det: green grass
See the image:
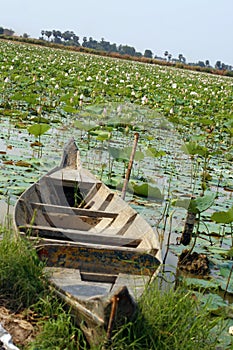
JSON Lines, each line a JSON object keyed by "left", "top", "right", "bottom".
{"left": 0, "top": 224, "right": 88, "bottom": 349}
{"left": 0, "top": 223, "right": 227, "bottom": 350}
{"left": 106, "top": 283, "right": 224, "bottom": 350}
{"left": 0, "top": 224, "right": 46, "bottom": 310}
{"left": 25, "top": 295, "right": 87, "bottom": 350}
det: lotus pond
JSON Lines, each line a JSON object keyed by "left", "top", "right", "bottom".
{"left": 0, "top": 39, "right": 233, "bottom": 346}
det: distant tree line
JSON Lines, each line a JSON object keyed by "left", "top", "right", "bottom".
{"left": 0, "top": 27, "right": 14, "bottom": 36}
{"left": 39, "top": 30, "right": 232, "bottom": 71}
{"left": 160, "top": 51, "right": 232, "bottom": 71}
{"left": 0, "top": 26, "right": 232, "bottom": 71}
{"left": 39, "top": 30, "right": 154, "bottom": 58}
{"left": 0, "top": 26, "right": 29, "bottom": 39}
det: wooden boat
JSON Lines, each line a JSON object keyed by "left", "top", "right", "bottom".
{"left": 14, "top": 138, "right": 161, "bottom": 345}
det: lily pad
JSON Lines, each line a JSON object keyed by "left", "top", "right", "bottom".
{"left": 184, "top": 277, "right": 220, "bottom": 290}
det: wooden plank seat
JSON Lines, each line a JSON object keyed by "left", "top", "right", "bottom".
{"left": 29, "top": 202, "right": 118, "bottom": 219}
{"left": 36, "top": 243, "right": 160, "bottom": 276}
{"left": 20, "top": 224, "right": 142, "bottom": 247}
{"left": 47, "top": 268, "right": 114, "bottom": 299}
{"left": 44, "top": 170, "right": 98, "bottom": 185}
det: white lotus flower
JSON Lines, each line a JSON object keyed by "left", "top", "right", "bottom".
{"left": 142, "top": 96, "right": 148, "bottom": 104}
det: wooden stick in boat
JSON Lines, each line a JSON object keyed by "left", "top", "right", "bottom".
{"left": 121, "top": 132, "right": 139, "bottom": 200}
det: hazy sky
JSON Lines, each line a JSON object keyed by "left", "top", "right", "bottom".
{"left": 1, "top": 0, "right": 232, "bottom": 66}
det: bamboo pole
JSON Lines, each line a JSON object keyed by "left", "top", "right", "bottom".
{"left": 121, "top": 132, "right": 139, "bottom": 200}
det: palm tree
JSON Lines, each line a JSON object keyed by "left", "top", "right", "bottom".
{"left": 52, "top": 30, "right": 62, "bottom": 43}
{"left": 178, "top": 54, "right": 186, "bottom": 63}
{"left": 178, "top": 54, "right": 183, "bottom": 62}
{"left": 215, "top": 61, "right": 222, "bottom": 70}
{"left": 45, "top": 30, "right": 52, "bottom": 41}
{"left": 82, "top": 37, "right": 87, "bottom": 47}
{"left": 73, "top": 35, "right": 80, "bottom": 46}
{"left": 62, "top": 31, "right": 72, "bottom": 42}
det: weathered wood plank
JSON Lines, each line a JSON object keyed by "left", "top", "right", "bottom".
{"left": 47, "top": 267, "right": 113, "bottom": 299}
{"left": 20, "top": 224, "right": 142, "bottom": 247}
{"left": 45, "top": 168, "right": 97, "bottom": 185}
{"left": 30, "top": 202, "right": 118, "bottom": 218}
{"left": 36, "top": 244, "right": 160, "bottom": 276}
{"left": 112, "top": 273, "right": 151, "bottom": 299}
{"left": 35, "top": 212, "right": 100, "bottom": 231}
{"left": 80, "top": 272, "right": 117, "bottom": 284}
{"left": 81, "top": 182, "right": 102, "bottom": 204}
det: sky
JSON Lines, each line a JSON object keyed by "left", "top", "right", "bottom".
{"left": 1, "top": 0, "right": 233, "bottom": 66}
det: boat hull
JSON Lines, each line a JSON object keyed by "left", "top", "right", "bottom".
{"left": 14, "top": 138, "right": 161, "bottom": 344}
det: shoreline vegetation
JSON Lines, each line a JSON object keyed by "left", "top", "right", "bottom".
{"left": 1, "top": 34, "right": 233, "bottom": 78}
{"left": 0, "top": 222, "right": 227, "bottom": 350}
{"left": 0, "top": 35, "right": 233, "bottom": 348}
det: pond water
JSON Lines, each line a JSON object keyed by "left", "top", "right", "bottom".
{"left": 0, "top": 104, "right": 232, "bottom": 295}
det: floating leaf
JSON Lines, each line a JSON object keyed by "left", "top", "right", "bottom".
{"left": 3, "top": 160, "right": 14, "bottom": 165}
{"left": 220, "top": 276, "right": 233, "bottom": 295}
{"left": 15, "top": 122, "right": 27, "bottom": 129}
{"left": 30, "top": 141, "right": 43, "bottom": 147}
{"left": 30, "top": 116, "right": 50, "bottom": 123}
{"left": 85, "top": 105, "right": 104, "bottom": 115}
{"left": 95, "top": 131, "right": 111, "bottom": 141}
{"left": 15, "top": 160, "right": 32, "bottom": 168}
{"left": 73, "top": 120, "right": 92, "bottom": 132}
{"left": 146, "top": 147, "right": 166, "bottom": 158}
{"left": 89, "top": 129, "right": 111, "bottom": 141}
{"left": 197, "top": 292, "right": 228, "bottom": 311}
{"left": 184, "top": 277, "right": 220, "bottom": 290}
{"left": 207, "top": 246, "right": 230, "bottom": 257}
{"left": 63, "top": 105, "right": 79, "bottom": 114}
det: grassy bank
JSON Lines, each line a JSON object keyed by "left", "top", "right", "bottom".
{"left": 0, "top": 224, "right": 228, "bottom": 350}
